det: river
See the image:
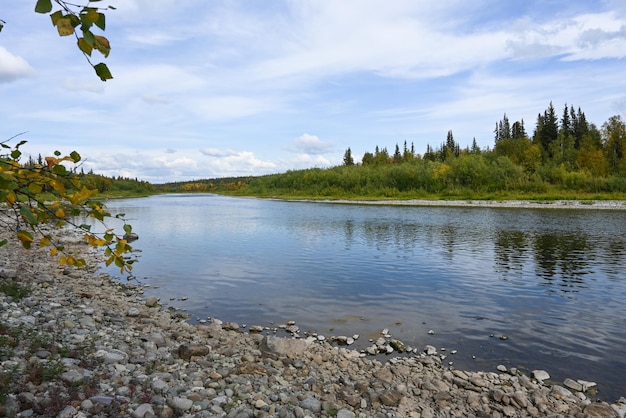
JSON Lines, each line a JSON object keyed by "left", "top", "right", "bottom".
{"left": 100, "top": 194, "right": 626, "bottom": 401}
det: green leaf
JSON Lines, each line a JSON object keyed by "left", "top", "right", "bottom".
{"left": 11, "top": 149, "right": 21, "bottom": 159}
{"left": 123, "top": 224, "right": 132, "bottom": 234}
{"left": 94, "top": 63, "right": 113, "bottom": 81}
{"left": 28, "top": 183, "right": 43, "bottom": 194}
{"left": 70, "top": 151, "right": 81, "bottom": 163}
{"left": 0, "top": 239, "right": 7, "bottom": 247}
{"left": 82, "top": 28, "right": 95, "bottom": 45}
{"left": 20, "top": 206, "right": 38, "bottom": 225}
{"left": 109, "top": 6, "right": 116, "bottom": 10}
{"left": 52, "top": 164, "right": 67, "bottom": 175}
{"left": 78, "top": 38, "right": 93, "bottom": 56}
{"left": 81, "top": 8, "right": 99, "bottom": 24}
{"left": 54, "top": 150, "right": 61, "bottom": 156}
{"left": 35, "top": 0, "right": 53, "bottom": 13}
{"left": 95, "top": 13, "right": 106, "bottom": 31}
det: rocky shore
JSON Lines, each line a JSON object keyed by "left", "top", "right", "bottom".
{"left": 1, "top": 226, "right": 626, "bottom": 417}
{"left": 301, "top": 199, "right": 626, "bottom": 211}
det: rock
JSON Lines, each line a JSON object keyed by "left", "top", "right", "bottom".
{"left": 584, "top": 402, "right": 618, "bottom": 417}
{"left": 300, "top": 397, "right": 322, "bottom": 413}
{"left": 550, "top": 385, "right": 574, "bottom": 400}
{"left": 145, "top": 296, "right": 159, "bottom": 307}
{"left": 563, "top": 377, "right": 583, "bottom": 392}
{"left": 127, "top": 307, "right": 141, "bottom": 317}
{"left": 260, "top": 335, "right": 309, "bottom": 358}
{"left": 124, "top": 232, "right": 139, "bottom": 242}
{"left": 169, "top": 396, "right": 193, "bottom": 412}
{"left": 532, "top": 369, "right": 550, "bottom": 382}
{"left": 177, "top": 344, "right": 210, "bottom": 360}
{"left": 103, "top": 349, "right": 128, "bottom": 364}
{"left": 612, "top": 400, "right": 626, "bottom": 418}
{"left": 337, "top": 409, "right": 356, "bottom": 418}
{"left": 497, "top": 364, "right": 507, "bottom": 372}
{"left": 390, "top": 339, "right": 406, "bottom": 352}
{"left": 379, "top": 390, "right": 403, "bottom": 406}
{"left": 424, "top": 345, "right": 437, "bottom": 355}
{"left": 132, "top": 403, "right": 156, "bottom": 418}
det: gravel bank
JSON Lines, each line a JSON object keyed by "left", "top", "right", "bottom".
{"left": 1, "top": 224, "right": 626, "bottom": 417}
{"left": 295, "top": 199, "right": 626, "bottom": 210}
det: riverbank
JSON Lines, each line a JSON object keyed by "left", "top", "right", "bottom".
{"left": 288, "top": 198, "right": 626, "bottom": 210}
{"left": 1, "top": 226, "right": 626, "bottom": 417}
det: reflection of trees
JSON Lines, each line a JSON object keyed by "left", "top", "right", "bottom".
{"left": 494, "top": 230, "right": 527, "bottom": 279}
{"left": 493, "top": 229, "right": 595, "bottom": 293}
{"left": 533, "top": 233, "right": 592, "bottom": 287}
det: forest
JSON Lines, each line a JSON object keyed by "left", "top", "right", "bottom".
{"left": 208, "top": 102, "right": 626, "bottom": 200}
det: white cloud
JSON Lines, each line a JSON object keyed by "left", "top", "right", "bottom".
{"left": 287, "top": 134, "right": 335, "bottom": 155}
{"left": 0, "top": 47, "right": 33, "bottom": 82}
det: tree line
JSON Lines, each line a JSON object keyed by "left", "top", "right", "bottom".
{"left": 238, "top": 103, "right": 626, "bottom": 199}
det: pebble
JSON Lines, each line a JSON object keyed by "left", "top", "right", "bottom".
{"left": 1, "top": 224, "right": 625, "bottom": 418}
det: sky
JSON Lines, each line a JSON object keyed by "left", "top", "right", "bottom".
{"left": 1, "top": 1, "right": 626, "bottom": 183}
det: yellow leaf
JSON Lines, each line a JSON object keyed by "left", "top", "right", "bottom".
{"left": 55, "top": 207, "right": 66, "bottom": 219}
{"left": 55, "top": 17, "right": 74, "bottom": 36}
{"left": 40, "top": 236, "right": 50, "bottom": 247}
{"left": 17, "top": 230, "right": 34, "bottom": 247}
{"left": 4, "top": 191, "right": 16, "bottom": 205}
{"left": 59, "top": 256, "right": 67, "bottom": 266}
{"left": 50, "top": 248, "right": 58, "bottom": 256}
{"left": 45, "top": 156, "right": 58, "bottom": 167}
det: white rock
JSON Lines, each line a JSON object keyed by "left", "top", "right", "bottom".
{"left": 169, "top": 396, "right": 193, "bottom": 412}
{"left": 532, "top": 369, "right": 550, "bottom": 382}
{"left": 424, "top": 345, "right": 437, "bottom": 355}
{"left": 127, "top": 307, "right": 140, "bottom": 317}
{"left": 132, "top": 403, "right": 155, "bottom": 418}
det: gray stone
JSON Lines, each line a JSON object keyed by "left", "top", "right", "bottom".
{"left": 550, "top": 385, "right": 574, "bottom": 400}
{"left": 563, "top": 377, "right": 583, "bottom": 392}
{"left": 424, "top": 345, "right": 437, "bottom": 355}
{"left": 178, "top": 343, "right": 210, "bottom": 360}
{"left": 584, "top": 402, "right": 618, "bottom": 417}
{"left": 60, "top": 369, "right": 83, "bottom": 384}
{"left": 532, "top": 369, "right": 550, "bottom": 382}
{"left": 103, "top": 349, "right": 128, "bottom": 364}
{"left": 132, "top": 403, "right": 156, "bottom": 418}
{"left": 337, "top": 409, "right": 356, "bottom": 418}
{"left": 145, "top": 296, "right": 159, "bottom": 307}
{"left": 57, "top": 405, "right": 78, "bottom": 418}
{"left": 169, "top": 396, "right": 193, "bottom": 412}
{"left": 127, "top": 307, "right": 141, "bottom": 317}
{"left": 260, "top": 335, "right": 310, "bottom": 358}
{"left": 300, "top": 397, "right": 322, "bottom": 413}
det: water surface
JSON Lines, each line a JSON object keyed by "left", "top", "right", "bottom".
{"left": 102, "top": 194, "right": 626, "bottom": 400}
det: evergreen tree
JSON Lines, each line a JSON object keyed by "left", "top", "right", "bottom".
{"left": 343, "top": 147, "right": 354, "bottom": 166}
{"left": 533, "top": 102, "right": 559, "bottom": 158}
{"left": 393, "top": 143, "right": 402, "bottom": 163}
{"left": 511, "top": 120, "right": 527, "bottom": 139}
{"left": 471, "top": 137, "right": 481, "bottom": 154}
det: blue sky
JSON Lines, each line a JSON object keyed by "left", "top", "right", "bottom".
{"left": 2, "top": 1, "right": 626, "bottom": 183}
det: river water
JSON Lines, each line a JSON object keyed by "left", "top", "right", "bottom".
{"left": 101, "top": 194, "right": 626, "bottom": 400}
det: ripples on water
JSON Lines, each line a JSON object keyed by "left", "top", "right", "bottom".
{"left": 101, "top": 194, "right": 626, "bottom": 401}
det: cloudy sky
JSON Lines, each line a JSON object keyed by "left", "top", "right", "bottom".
{"left": 2, "top": 1, "right": 626, "bottom": 183}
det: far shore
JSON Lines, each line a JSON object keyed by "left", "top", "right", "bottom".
{"left": 286, "top": 198, "right": 626, "bottom": 210}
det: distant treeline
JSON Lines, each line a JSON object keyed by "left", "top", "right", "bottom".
{"left": 154, "top": 176, "right": 254, "bottom": 193}
{"left": 83, "top": 101, "right": 626, "bottom": 200}
{"left": 233, "top": 102, "right": 626, "bottom": 199}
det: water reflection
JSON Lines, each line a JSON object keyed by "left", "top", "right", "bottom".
{"left": 101, "top": 196, "right": 626, "bottom": 401}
